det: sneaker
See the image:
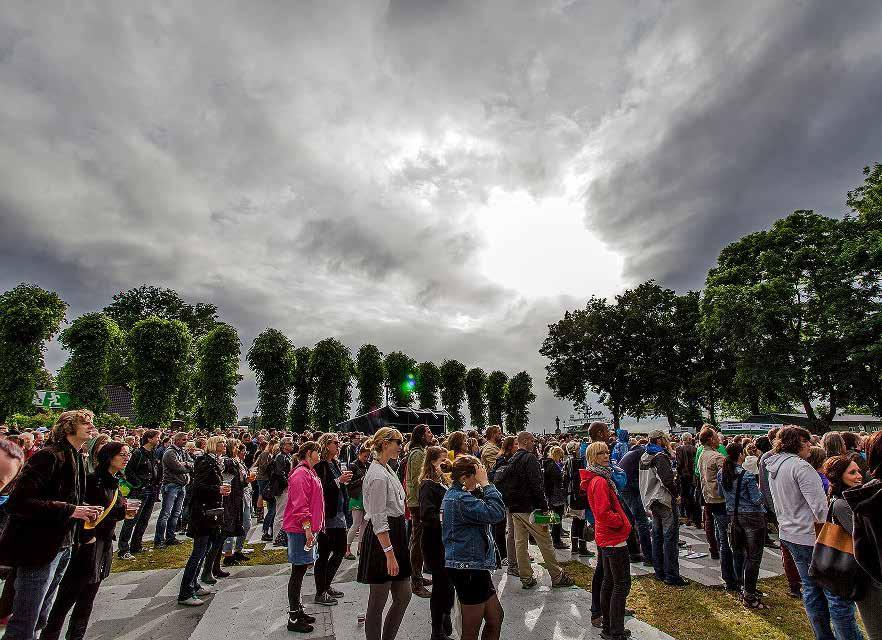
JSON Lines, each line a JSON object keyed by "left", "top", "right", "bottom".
{"left": 295, "top": 608, "right": 317, "bottom": 624}
{"left": 664, "top": 577, "right": 690, "bottom": 587}
{"left": 201, "top": 575, "right": 218, "bottom": 585}
{"left": 239, "top": 548, "right": 254, "bottom": 555}
{"left": 287, "top": 617, "right": 313, "bottom": 633}
{"left": 215, "top": 568, "right": 231, "bottom": 578}
{"left": 165, "top": 538, "right": 182, "bottom": 546}
{"left": 507, "top": 568, "right": 521, "bottom": 578}
{"left": 552, "top": 573, "right": 574, "bottom": 588}
{"left": 178, "top": 596, "right": 205, "bottom": 606}
{"left": 153, "top": 542, "right": 166, "bottom": 550}
{"left": 521, "top": 577, "right": 538, "bottom": 589}
{"left": 223, "top": 556, "right": 241, "bottom": 566}
{"left": 328, "top": 588, "right": 344, "bottom": 598}
{"left": 314, "top": 592, "right": 338, "bottom": 606}
{"left": 624, "top": 608, "right": 635, "bottom": 617}
{"left": 591, "top": 616, "right": 603, "bottom": 628}
{"left": 261, "top": 533, "right": 273, "bottom": 542}
{"left": 195, "top": 586, "right": 212, "bottom": 597}
{"left": 118, "top": 552, "right": 135, "bottom": 561}
{"left": 232, "top": 551, "right": 250, "bottom": 562}
{"left": 642, "top": 561, "right": 655, "bottom": 568}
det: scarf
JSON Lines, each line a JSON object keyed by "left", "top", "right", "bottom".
{"left": 587, "top": 462, "right": 617, "bottom": 493}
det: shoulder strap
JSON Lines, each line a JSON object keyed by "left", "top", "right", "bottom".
{"left": 733, "top": 470, "right": 746, "bottom": 517}
{"left": 83, "top": 488, "right": 120, "bottom": 530}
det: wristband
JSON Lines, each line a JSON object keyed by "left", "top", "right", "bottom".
{"left": 303, "top": 521, "right": 312, "bottom": 530}
{"left": 382, "top": 545, "right": 394, "bottom": 553}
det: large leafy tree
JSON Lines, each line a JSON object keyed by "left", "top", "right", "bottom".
{"left": 465, "top": 367, "right": 487, "bottom": 430}
{"left": 289, "top": 346, "right": 313, "bottom": 431}
{"left": 384, "top": 351, "right": 417, "bottom": 407}
{"left": 195, "top": 323, "right": 241, "bottom": 428}
{"left": 504, "top": 371, "right": 536, "bottom": 433}
{"left": 486, "top": 371, "right": 508, "bottom": 427}
{"left": 128, "top": 316, "right": 192, "bottom": 427}
{"left": 309, "top": 338, "right": 354, "bottom": 430}
{"left": 416, "top": 361, "right": 441, "bottom": 409}
{"left": 58, "top": 312, "right": 123, "bottom": 413}
{"left": 0, "top": 284, "right": 67, "bottom": 420}
{"left": 439, "top": 359, "right": 467, "bottom": 431}
{"left": 355, "top": 344, "right": 385, "bottom": 414}
{"left": 246, "top": 328, "right": 295, "bottom": 430}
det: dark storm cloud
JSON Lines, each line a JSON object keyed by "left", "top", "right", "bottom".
{"left": 2, "top": 1, "right": 880, "bottom": 426}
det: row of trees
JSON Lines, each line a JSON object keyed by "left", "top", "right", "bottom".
{"left": 0, "top": 284, "right": 537, "bottom": 432}
{"left": 542, "top": 164, "right": 882, "bottom": 433}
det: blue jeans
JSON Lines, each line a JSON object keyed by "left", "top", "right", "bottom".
{"left": 5, "top": 547, "right": 72, "bottom": 640}
{"left": 620, "top": 487, "right": 653, "bottom": 560}
{"left": 179, "top": 533, "right": 224, "bottom": 601}
{"left": 154, "top": 483, "right": 187, "bottom": 544}
{"left": 649, "top": 502, "right": 680, "bottom": 582}
{"left": 782, "top": 541, "right": 864, "bottom": 640}
{"left": 709, "top": 503, "right": 739, "bottom": 588}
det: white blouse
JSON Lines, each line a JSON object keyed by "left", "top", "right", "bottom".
{"left": 362, "top": 460, "right": 406, "bottom": 534}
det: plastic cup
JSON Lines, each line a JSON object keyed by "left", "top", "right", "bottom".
{"left": 125, "top": 499, "right": 142, "bottom": 519}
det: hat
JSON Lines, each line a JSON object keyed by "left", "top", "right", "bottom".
{"left": 35, "top": 427, "right": 49, "bottom": 433}
{"left": 647, "top": 429, "right": 666, "bottom": 441}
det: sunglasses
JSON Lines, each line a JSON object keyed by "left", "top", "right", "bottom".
{"left": 389, "top": 439, "right": 403, "bottom": 446}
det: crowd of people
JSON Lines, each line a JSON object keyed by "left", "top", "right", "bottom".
{"left": 0, "top": 412, "right": 881, "bottom": 640}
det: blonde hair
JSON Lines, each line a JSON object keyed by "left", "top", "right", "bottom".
{"left": 365, "top": 427, "right": 403, "bottom": 457}
{"left": 586, "top": 442, "right": 609, "bottom": 465}
{"left": 549, "top": 446, "right": 565, "bottom": 462}
{"left": 49, "top": 409, "right": 94, "bottom": 444}
{"left": 206, "top": 435, "right": 227, "bottom": 455}
{"left": 316, "top": 432, "right": 339, "bottom": 460}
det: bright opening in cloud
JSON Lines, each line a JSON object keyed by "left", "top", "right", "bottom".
{"left": 475, "top": 188, "right": 625, "bottom": 301}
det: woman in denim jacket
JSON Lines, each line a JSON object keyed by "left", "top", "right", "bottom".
{"left": 716, "top": 442, "right": 767, "bottom": 610}
{"left": 441, "top": 455, "right": 507, "bottom": 640}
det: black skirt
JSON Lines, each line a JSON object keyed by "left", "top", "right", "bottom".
{"left": 357, "top": 515, "right": 412, "bottom": 584}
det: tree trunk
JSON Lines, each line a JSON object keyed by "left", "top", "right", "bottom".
{"left": 666, "top": 411, "right": 677, "bottom": 429}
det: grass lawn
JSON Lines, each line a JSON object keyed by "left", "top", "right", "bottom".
{"left": 111, "top": 541, "right": 288, "bottom": 573}
{"left": 564, "top": 561, "right": 818, "bottom": 640}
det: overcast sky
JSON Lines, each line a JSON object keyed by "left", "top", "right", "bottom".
{"left": 3, "top": 2, "right": 882, "bottom": 430}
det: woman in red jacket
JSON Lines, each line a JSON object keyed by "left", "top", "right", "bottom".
{"left": 581, "top": 442, "right": 632, "bottom": 640}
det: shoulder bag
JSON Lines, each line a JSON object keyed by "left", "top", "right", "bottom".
{"left": 726, "top": 471, "right": 745, "bottom": 549}
{"left": 809, "top": 498, "right": 868, "bottom": 600}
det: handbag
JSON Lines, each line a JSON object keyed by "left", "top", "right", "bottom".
{"left": 809, "top": 499, "right": 868, "bottom": 600}
{"left": 202, "top": 506, "right": 225, "bottom": 526}
{"left": 726, "top": 471, "right": 745, "bottom": 549}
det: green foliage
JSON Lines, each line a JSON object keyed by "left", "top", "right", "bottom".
{"left": 416, "top": 361, "right": 441, "bottom": 409}
{"left": 504, "top": 371, "right": 536, "bottom": 433}
{"left": 384, "top": 351, "right": 417, "bottom": 407}
{"left": 355, "top": 344, "right": 385, "bottom": 414}
{"left": 289, "top": 346, "right": 313, "bottom": 431}
{"left": 6, "top": 411, "right": 57, "bottom": 431}
{"left": 94, "top": 413, "right": 133, "bottom": 429}
{"left": 59, "top": 313, "right": 123, "bottom": 413}
{"left": 128, "top": 316, "right": 192, "bottom": 427}
{"left": 465, "top": 367, "right": 487, "bottom": 429}
{"left": 439, "top": 359, "right": 467, "bottom": 431}
{"left": 486, "top": 371, "right": 508, "bottom": 427}
{"left": 309, "top": 338, "right": 354, "bottom": 430}
{"left": 0, "top": 284, "right": 67, "bottom": 421}
{"left": 195, "top": 323, "right": 242, "bottom": 428}
{"left": 246, "top": 329, "right": 295, "bottom": 430}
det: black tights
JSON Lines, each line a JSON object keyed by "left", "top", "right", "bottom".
{"left": 315, "top": 528, "right": 346, "bottom": 594}
{"left": 288, "top": 564, "right": 309, "bottom": 611}
{"left": 429, "top": 567, "right": 455, "bottom": 632}
{"left": 366, "top": 580, "right": 412, "bottom": 640}
{"left": 460, "top": 593, "right": 504, "bottom": 640}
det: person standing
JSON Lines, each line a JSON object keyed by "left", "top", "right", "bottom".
{"left": 492, "top": 436, "right": 519, "bottom": 574}
{"left": 117, "top": 429, "right": 160, "bottom": 559}
{"left": 480, "top": 426, "right": 503, "bottom": 470}
{"left": 219, "top": 440, "right": 253, "bottom": 569}
{"left": 420, "top": 446, "right": 455, "bottom": 640}
{"left": 543, "top": 446, "right": 568, "bottom": 549}
{"left": 313, "top": 433, "right": 353, "bottom": 605}
{"left": 405, "top": 424, "right": 432, "bottom": 598}
{"left": 698, "top": 427, "right": 739, "bottom": 592}
{"left": 0, "top": 410, "right": 101, "bottom": 640}
{"left": 765, "top": 426, "right": 843, "bottom": 640}
{"left": 154, "top": 432, "right": 193, "bottom": 548}
{"left": 357, "top": 428, "right": 413, "bottom": 640}
{"left": 272, "top": 437, "right": 296, "bottom": 546}
{"left": 506, "top": 431, "right": 573, "bottom": 589}
{"left": 256, "top": 439, "right": 278, "bottom": 542}
{"left": 618, "top": 439, "right": 651, "bottom": 565}
{"left": 582, "top": 442, "right": 632, "bottom": 640}
{"left": 563, "top": 441, "right": 592, "bottom": 557}
{"left": 639, "top": 430, "right": 687, "bottom": 586}
{"left": 675, "top": 434, "right": 700, "bottom": 528}
{"left": 283, "top": 441, "right": 324, "bottom": 633}
{"left": 345, "top": 445, "right": 370, "bottom": 559}
{"left": 41, "top": 443, "right": 130, "bottom": 640}
{"left": 442, "top": 456, "right": 506, "bottom": 640}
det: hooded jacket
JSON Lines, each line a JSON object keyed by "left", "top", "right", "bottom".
{"left": 581, "top": 468, "right": 631, "bottom": 547}
{"left": 843, "top": 478, "right": 882, "bottom": 583}
{"left": 611, "top": 430, "right": 629, "bottom": 464}
{"left": 639, "top": 446, "right": 678, "bottom": 511}
{"left": 764, "top": 452, "right": 828, "bottom": 546}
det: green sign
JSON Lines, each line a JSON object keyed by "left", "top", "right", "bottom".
{"left": 32, "top": 390, "right": 71, "bottom": 409}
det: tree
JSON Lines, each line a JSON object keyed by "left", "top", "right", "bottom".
{"left": 290, "top": 346, "right": 313, "bottom": 431}
{"left": 416, "top": 361, "right": 441, "bottom": 409}
{"left": 486, "top": 371, "right": 508, "bottom": 426}
{"left": 128, "top": 316, "right": 192, "bottom": 427}
{"left": 439, "top": 359, "right": 467, "bottom": 431}
{"left": 246, "top": 328, "right": 295, "bottom": 429}
{"left": 465, "top": 367, "right": 487, "bottom": 429}
{"left": 0, "top": 284, "right": 67, "bottom": 421}
{"left": 355, "top": 344, "right": 385, "bottom": 414}
{"left": 504, "top": 371, "right": 536, "bottom": 432}
{"left": 384, "top": 351, "right": 417, "bottom": 407}
{"left": 58, "top": 312, "right": 123, "bottom": 413}
{"left": 310, "top": 338, "right": 354, "bottom": 430}
{"left": 195, "top": 323, "right": 241, "bottom": 428}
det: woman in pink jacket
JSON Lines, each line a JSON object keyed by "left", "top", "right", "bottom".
{"left": 283, "top": 441, "right": 325, "bottom": 634}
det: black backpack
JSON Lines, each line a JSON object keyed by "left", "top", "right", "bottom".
{"left": 490, "top": 456, "right": 517, "bottom": 503}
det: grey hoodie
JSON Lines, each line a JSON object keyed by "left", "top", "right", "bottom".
{"left": 764, "top": 452, "right": 828, "bottom": 546}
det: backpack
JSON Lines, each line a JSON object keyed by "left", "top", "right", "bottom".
{"left": 269, "top": 455, "right": 289, "bottom": 497}
{"left": 490, "top": 457, "right": 516, "bottom": 503}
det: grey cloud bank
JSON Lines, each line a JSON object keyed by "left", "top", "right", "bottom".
{"left": 2, "top": 1, "right": 881, "bottom": 427}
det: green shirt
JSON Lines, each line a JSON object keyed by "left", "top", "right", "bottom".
{"left": 405, "top": 446, "right": 426, "bottom": 507}
{"left": 694, "top": 443, "right": 727, "bottom": 477}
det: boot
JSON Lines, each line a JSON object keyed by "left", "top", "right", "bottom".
{"left": 213, "top": 551, "right": 230, "bottom": 578}
{"left": 430, "top": 623, "right": 455, "bottom": 640}
{"left": 571, "top": 537, "right": 579, "bottom": 552}
{"left": 287, "top": 611, "right": 313, "bottom": 633}
{"left": 578, "top": 539, "right": 593, "bottom": 557}
{"left": 443, "top": 613, "right": 453, "bottom": 637}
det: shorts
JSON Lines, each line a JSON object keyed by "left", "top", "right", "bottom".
{"left": 448, "top": 568, "right": 495, "bottom": 605}
{"left": 287, "top": 532, "right": 318, "bottom": 566}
